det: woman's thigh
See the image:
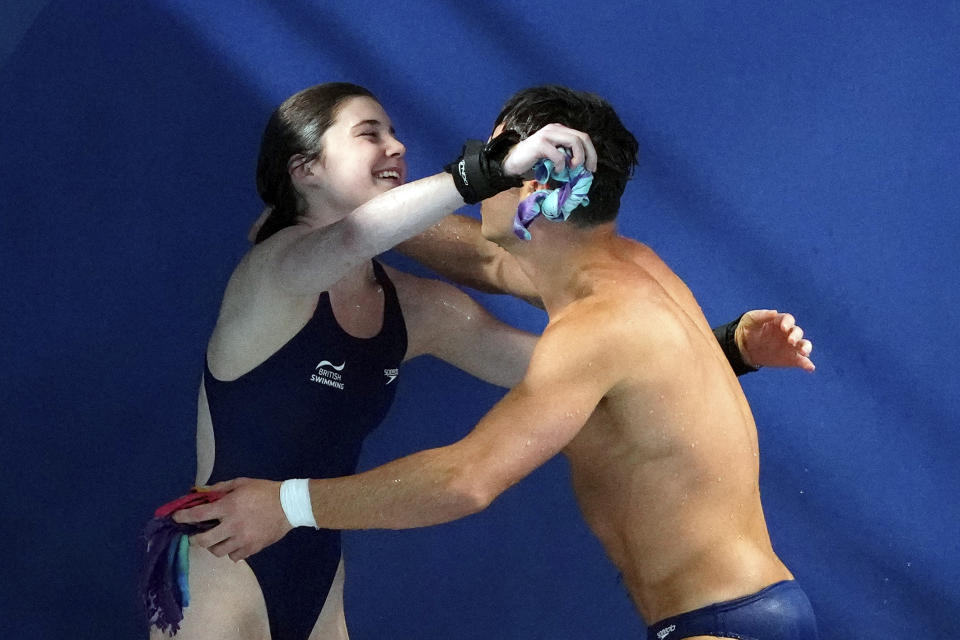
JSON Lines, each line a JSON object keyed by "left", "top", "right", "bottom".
{"left": 150, "top": 545, "right": 270, "bottom": 640}
{"left": 307, "top": 557, "right": 349, "bottom": 640}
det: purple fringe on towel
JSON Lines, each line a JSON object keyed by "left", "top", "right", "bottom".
{"left": 140, "top": 491, "right": 222, "bottom": 635}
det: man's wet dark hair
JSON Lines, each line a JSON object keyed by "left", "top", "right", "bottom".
{"left": 254, "top": 82, "right": 378, "bottom": 243}
{"left": 493, "top": 86, "right": 639, "bottom": 226}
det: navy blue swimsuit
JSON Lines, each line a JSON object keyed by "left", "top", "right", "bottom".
{"left": 203, "top": 260, "right": 406, "bottom": 640}
{"left": 646, "top": 580, "right": 819, "bottom": 640}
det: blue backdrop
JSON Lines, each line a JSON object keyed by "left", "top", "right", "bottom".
{"left": 2, "top": 1, "right": 958, "bottom": 638}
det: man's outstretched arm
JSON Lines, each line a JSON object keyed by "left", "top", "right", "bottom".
{"left": 399, "top": 222, "right": 812, "bottom": 374}
{"left": 175, "top": 312, "right": 617, "bottom": 560}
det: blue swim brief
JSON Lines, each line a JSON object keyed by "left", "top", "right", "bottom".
{"left": 646, "top": 580, "right": 819, "bottom": 640}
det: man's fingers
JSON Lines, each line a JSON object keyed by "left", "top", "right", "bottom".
{"left": 743, "top": 309, "right": 777, "bottom": 326}
{"left": 208, "top": 535, "right": 241, "bottom": 559}
{"left": 205, "top": 478, "right": 241, "bottom": 493}
{"left": 788, "top": 326, "right": 804, "bottom": 346}
{"left": 190, "top": 524, "right": 230, "bottom": 550}
{"left": 229, "top": 544, "right": 258, "bottom": 563}
{"left": 173, "top": 502, "right": 220, "bottom": 524}
{"left": 796, "top": 355, "right": 816, "bottom": 372}
{"left": 779, "top": 313, "right": 796, "bottom": 333}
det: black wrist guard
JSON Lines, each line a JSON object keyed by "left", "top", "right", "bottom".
{"left": 714, "top": 314, "right": 760, "bottom": 377}
{"left": 445, "top": 130, "right": 523, "bottom": 204}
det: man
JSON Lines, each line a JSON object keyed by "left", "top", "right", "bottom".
{"left": 178, "top": 86, "right": 818, "bottom": 639}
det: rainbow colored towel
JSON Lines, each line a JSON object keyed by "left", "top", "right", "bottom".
{"left": 140, "top": 490, "right": 223, "bottom": 635}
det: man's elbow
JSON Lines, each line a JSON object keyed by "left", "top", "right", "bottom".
{"left": 445, "top": 470, "right": 498, "bottom": 516}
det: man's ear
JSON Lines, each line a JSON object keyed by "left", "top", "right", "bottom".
{"left": 520, "top": 179, "right": 550, "bottom": 198}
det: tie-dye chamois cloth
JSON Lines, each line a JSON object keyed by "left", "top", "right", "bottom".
{"left": 513, "top": 152, "right": 593, "bottom": 240}
{"left": 140, "top": 490, "right": 224, "bottom": 636}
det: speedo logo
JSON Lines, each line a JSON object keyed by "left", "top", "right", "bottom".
{"left": 384, "top": 368, "right": 398, "bottom": 385}
{"left": 310, "top": 360, "right": 345, "bottom": 390}
{"left": 457, "top": 158, "right": 469, "bottom": 186}
{"left": 656, "top": 624, "right": 676, "bottom": 639}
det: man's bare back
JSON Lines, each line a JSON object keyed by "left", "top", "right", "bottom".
{"left": 551, "top": 236, "right": 792, "bottom": 622}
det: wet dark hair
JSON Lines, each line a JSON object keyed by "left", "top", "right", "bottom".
{"left": 254, "top": 82, "right": 378, "bottom": 243}
{"left": 493, "top": 86, "right": 639, "bottom": 226}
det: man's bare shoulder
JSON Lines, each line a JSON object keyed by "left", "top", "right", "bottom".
{"left": 568, "top": 267, "right": 679, "bottom": 338}
{"left": 541, "top": 270, "right": 689, "bottom": 384}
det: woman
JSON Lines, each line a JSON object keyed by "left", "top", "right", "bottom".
{"left": 153, "top": 82, "right": 599, "bottom": 640}
{"left": 156, "top": 83, "right": 811, "bottom": 640}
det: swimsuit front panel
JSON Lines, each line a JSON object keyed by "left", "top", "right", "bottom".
{"left": 203, "top": 260, "right": 407, "bottom": 640}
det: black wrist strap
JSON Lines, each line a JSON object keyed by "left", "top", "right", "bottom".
{"left": 445, "top": 131, "right": 523, "bottom": 204}
{"left": 447, "top": 140, "right": 485, "bottom": 203}
{"left": 713, "top": 314, "right": 759, "bottom": 377}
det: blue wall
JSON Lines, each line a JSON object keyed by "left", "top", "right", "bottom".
{"left": 2, "top": 1, "right": 957, "bottom": 637}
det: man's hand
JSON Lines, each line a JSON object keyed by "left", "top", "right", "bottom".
{"left": 501, "top": 123, "right": 598, "bottom": 178}
{"left": 736, "top": 309, "right": 815, "bottom": 372}
{"left": 172, "top": 477, "right": 292, "bottom": 562}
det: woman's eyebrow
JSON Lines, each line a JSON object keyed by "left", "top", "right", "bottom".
{"left": 351, "top": 119, "right": 395, "bottom": 133}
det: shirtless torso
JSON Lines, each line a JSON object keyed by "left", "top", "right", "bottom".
{"left": 552, "top": 236, "right": 792, "bottom": 623}
{"left": 223, "top": 224, "right": 798, "bottom": 634}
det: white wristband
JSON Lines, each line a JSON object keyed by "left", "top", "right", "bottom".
{"left": 280, "top": 478, "right": 318, "bottom": 529}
